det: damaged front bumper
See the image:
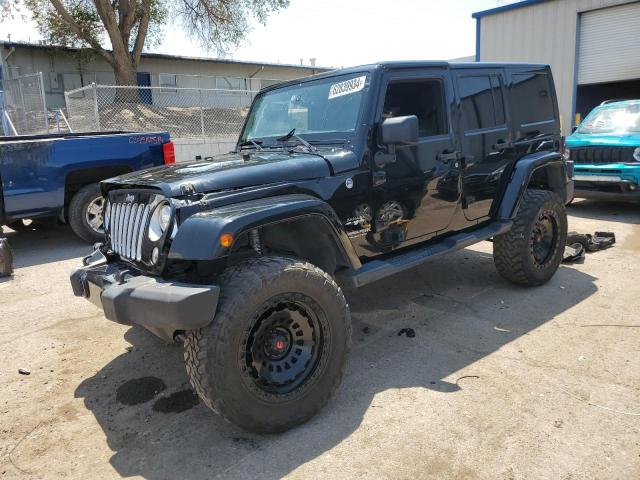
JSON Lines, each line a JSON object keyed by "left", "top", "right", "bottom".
{"left": 70, "top": 250, "right": 220, "bottom": 340}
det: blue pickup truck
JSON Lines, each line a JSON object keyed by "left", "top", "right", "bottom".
{"left": 0, "top": 131, "right": 174, "bottom": 242}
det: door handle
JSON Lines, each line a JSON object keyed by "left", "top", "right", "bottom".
{"left": 492, "top": 140, "right": 512, "bottom": 150}
{"left": 437, "top": 151, "right": 461, "bottom": 163}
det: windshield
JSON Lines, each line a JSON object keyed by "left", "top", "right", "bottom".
{"left": 240, "top": 73, "right": 369, "bottom": 144}
{"left": 578, "top": 103, "right": 640, "bottom": 134}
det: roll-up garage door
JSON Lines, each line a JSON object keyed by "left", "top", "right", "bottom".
{"left": 577, "top": 2, "right": 640, "bottom": 85}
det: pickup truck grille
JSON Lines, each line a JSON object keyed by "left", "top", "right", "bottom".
{"left": 106, "top": 202, "right": 151, "bottom": 261}
{"left": 569, "top": 146, "right": 637, "bottom": 164}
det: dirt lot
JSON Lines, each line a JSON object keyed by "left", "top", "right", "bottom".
{"left": 1, "top": 199, "right": 638, "bottom": 480}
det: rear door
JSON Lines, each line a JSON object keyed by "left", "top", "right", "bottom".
{"left": 454, "top": 69, "right": 514, "bottom": 222}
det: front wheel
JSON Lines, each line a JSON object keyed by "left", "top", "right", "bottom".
{"left": 68, "top": 183, "right": 105, "bottom": 243}
{"left": 184, "top": 256, "right": 351, "bottom": 433}
{"left": 493, "top": 189, "right": 567, "bottom": 286}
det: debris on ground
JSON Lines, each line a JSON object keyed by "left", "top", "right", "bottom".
{"left": 0, "top": 227, "right": 13, "bottom": 277}
{"left": 562, "top": 231, "right": 615, "bottom": 264}
{"left": 397, "top": 328, "right": 416, "bottom": 338}
{"left": 18, "top": 368, "right": 31, "bottom": 375}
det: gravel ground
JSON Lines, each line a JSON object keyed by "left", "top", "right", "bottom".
{"left": 0, "top": 199, "right": 638, "bottom": 480}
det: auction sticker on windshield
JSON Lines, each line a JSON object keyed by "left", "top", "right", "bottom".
{"left": 328, "top": 76, "right": 366, "bottom": 100}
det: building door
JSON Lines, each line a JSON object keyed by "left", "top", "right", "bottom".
{"left": 136, "top": 72, "right": 152, "bottom": 104}
{"left": 576, "top": 2, "right": 640, "bottom": 120}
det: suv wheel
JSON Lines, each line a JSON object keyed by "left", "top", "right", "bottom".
{"left": 184, "top": 256, "right": 351, "bottom": 433}
{"left": 493, "top": 189, "right": 567, "bottom": 286}
{"left": 68, "top": 183, "right": 105, "bottom": 243}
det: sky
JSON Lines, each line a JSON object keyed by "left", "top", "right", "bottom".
{"left": 0, "top": 0, "right": 512, "bottom": 68}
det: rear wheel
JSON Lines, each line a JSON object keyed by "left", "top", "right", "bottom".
{"left": 68, "top": 183, "right": 105, "bottom": 243}
{"left": 184, "top": 256, "right": 351, "bottom": 433}
{"left": 493, "top": 189, "right": 567, "bottom": 286}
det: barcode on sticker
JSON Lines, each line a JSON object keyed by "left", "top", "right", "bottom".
{"left": 328, "top": 76, "right": 366, "bottom": 100}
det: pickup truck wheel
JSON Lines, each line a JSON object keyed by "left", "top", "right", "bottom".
{"left": 493, "top": 189, "right": 567, "bottom": 286}
{"left": 184, "top": 256, "right": 351, "bottom": 433}
{"left": 68, "top": 183, "right": 105, "bottom": 243}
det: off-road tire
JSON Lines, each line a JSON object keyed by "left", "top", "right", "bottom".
{"left": 493, "top": 189, "right": 567, "bottom": 286}
{"left": 184, "top": 256, "right": 351, "bottom": 433}
{"left": 68, "top": 183, "right": 104, "bottom": 243}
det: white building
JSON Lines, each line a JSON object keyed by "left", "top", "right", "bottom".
{"left": 473, "top": 0, "right": 640, "bottom": 132}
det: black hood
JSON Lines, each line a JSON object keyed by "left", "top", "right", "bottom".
{"left": 102, "top": 148, "right": 359, "bottom": 197}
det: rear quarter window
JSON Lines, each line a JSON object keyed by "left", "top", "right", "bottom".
{"left": 510, "top": 73, "right": 555, "bottom": 126}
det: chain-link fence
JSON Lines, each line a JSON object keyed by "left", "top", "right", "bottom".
{"left": 1, "top": 73, "right": 49, "bottom": 135}
{"left": 65, "top": 84, "right": 257, "bottom": 141}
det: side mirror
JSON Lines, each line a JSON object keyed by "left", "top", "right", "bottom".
{"left": 571, "top": 125, "right": 578, "bottom": 134}
{"left": 381, "top": 115, "right": 419, "bottom": 146}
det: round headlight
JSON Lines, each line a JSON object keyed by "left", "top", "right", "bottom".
{"left": 148, "top": 202, "right": 172, "bottom": 241}
{"left": 158, "top": 204, "right": 171, "bottom": 232}
{"left": 634, "top": 147, "right": 640, "bottom": 162}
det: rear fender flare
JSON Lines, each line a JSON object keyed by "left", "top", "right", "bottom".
{"left": 497, "top": 151, "right": 568, "bottom": 220}
{"left": 168, "top": 194, "right": 361, "bottom": 269}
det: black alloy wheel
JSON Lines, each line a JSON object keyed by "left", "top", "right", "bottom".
{"left": 530, "top": 210, "right": 559, "bottom": 267}
{"left": 240, "top": 294, "right": 324, "bottom": 397}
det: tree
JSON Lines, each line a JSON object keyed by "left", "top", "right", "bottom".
{"left": 2, "top": 0, "right": 289, "bottom": 86}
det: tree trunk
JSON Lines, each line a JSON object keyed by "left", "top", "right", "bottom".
{"left": 112, "top": 59, "right": 138, "bottom": 103}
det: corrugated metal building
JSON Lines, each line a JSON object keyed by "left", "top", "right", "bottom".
{"left": 473, "top": 0, "right": 640, "bottom": 132}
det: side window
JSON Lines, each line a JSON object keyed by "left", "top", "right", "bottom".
{"left": 511, "top": 73, "right": 555, "bottom": 125}
{"left": 458, "top": 75, "right": 506, "bottom": 131}
{"left": 382, "top": 80, "right": 448, "bottom": 138}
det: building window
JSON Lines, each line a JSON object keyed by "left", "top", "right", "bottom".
{"left": 382, "top": 79, "right": 448, "bottom": 138}
{"left": 458, "top": 75, "right": 506, "bottom": 131}
{"left": 215, "top": 76, "right": 245, "bottom": 90}
{"left": 159, "top": 73, "right": 177, "bottom": 92}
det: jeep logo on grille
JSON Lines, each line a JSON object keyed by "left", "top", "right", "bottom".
{"left": 124, "top": 194, "right": 135, "bottom": 203}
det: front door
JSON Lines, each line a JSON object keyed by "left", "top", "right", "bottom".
{"left": 365, "top": 70, "right": 461, "bottom": 254}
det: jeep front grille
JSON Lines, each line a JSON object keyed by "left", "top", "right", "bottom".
{"left": 569, "top": 146, "right": 637, "bottom": 164}
{"left": 106, "top": 202, "right": 151, "bottom": 261}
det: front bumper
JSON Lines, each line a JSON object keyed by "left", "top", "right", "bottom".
{"left": 70, "top": 250, "right": 220, "bottom": 339}
{"left": 572, "top": 164, "right": 640, "bottom": 202}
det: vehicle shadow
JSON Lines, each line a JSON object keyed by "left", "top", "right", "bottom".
{"left": 74, "top": 247, "right": 597, "bottom": 479}
{"left": 568, "top": 198, "right": 640, "bottom": 224}
{"left": 3, "top": 225, "right": 91, "bottom": 268}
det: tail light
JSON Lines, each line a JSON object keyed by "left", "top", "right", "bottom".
{"left": 162, "top": 141, "right": 176, "bottom": 165}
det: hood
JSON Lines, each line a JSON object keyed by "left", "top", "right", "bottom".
{"left": 566, "top": 131, "right": 640, "bottom": 148}
{"left": 102, "top": 148, "right": 359, "bottom": 197}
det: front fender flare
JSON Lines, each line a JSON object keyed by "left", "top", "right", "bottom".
{"left": 168, "top": 194, "right": 361, "bottom": 269}
{"left": 497, "top": 151, "right": 568, "bottom": 220}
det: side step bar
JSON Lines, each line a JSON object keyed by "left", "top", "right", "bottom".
{"left": 339, "top": 220, "right": 513, "bottom": 288}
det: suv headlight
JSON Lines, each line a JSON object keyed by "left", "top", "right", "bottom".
{"left": 148, "top": 202, "right": 172, "bottom": 241}
{"left": 634, "top": 147, "right": 640, "bottom": 162}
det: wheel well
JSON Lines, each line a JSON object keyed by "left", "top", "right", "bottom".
{"left": 527, "top": 163, "right": 567, "bottom": 198}
{"left": 255, "top": 217, "right": 353, "bottom": 276}
{"left": 64, "top": 166, "right": 131, "bottom": 215}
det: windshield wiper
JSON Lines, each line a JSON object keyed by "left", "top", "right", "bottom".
{"left": 276, "top": 129, "right": 317, "bottom": 152}
{"left": 237, "top": 139, "right": 263, "bottom": 150}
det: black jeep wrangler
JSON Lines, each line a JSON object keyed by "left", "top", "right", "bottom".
{"left": 71, "top": 61, "right": 573, "bottom": 433}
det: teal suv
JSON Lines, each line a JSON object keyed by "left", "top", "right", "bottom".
{"left": 566, "top": 100, "right": 640, "bottom": 201}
